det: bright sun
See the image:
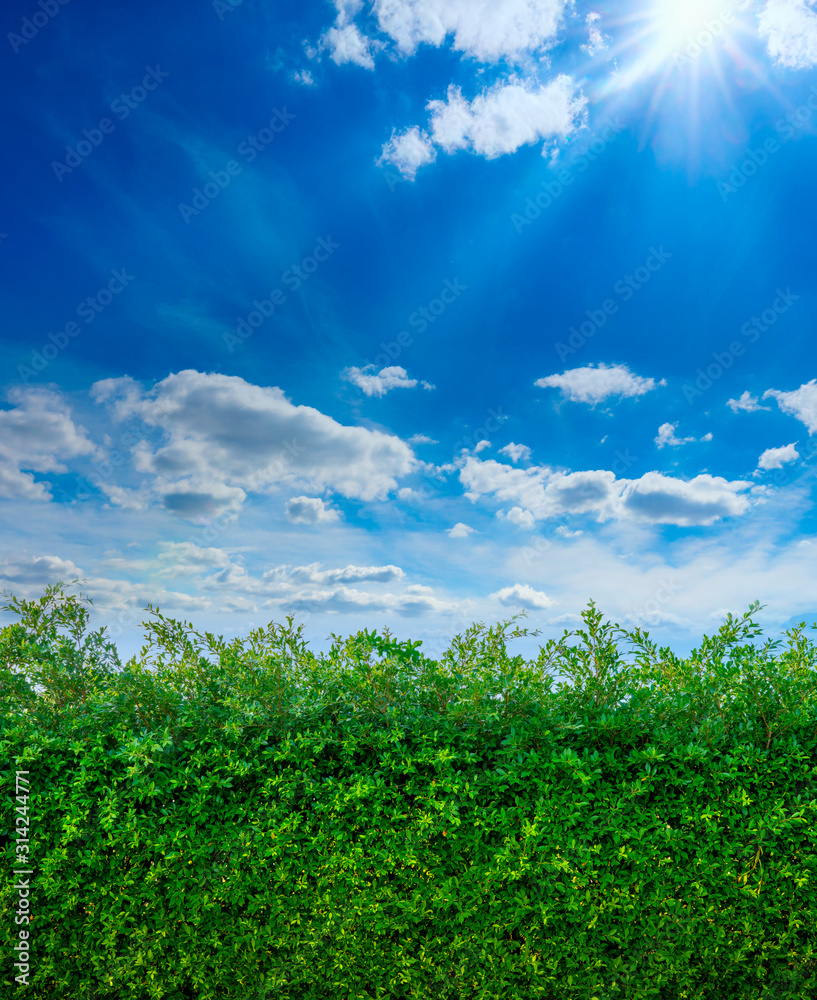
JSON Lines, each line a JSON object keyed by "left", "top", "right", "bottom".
{"left": 598, "top": 0, "right": 754, "bottom": 99}
{"left": 648, "top": 0, "right": 743, "bottom": 58}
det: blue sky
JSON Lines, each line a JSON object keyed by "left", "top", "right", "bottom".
{"left": 2, "top": 0, "right": 817, "bottom": 676}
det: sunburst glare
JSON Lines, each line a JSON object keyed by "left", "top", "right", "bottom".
{"left": 590, "top": 0, "right": 765, "bottom": 165}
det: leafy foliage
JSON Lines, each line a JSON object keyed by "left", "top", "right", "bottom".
{"left": 2, "top": 583, "right": 817, "bottom": 998}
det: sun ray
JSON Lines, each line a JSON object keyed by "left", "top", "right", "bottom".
{"left": 573, "top": 1, "right": 777, "bottom": 172}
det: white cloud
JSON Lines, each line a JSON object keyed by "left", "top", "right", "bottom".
{"left": 292, "top": 69, "right": 316, "bottom": 86}
{"left": 757, "top": 442, "right": 801, "bottom": 470}
{"left": 758, "top": 0, "right": 817, "bottom": 69}
{"left": 428, "top": 76, "right": 586, "bottom": 158}
{"left": 286, "top": 562, "right": 404, "bottom": 584}
{"left": 763, "top": 380, "right": 817, "bottom": 434}
{"left": 459, "top": 455, "right": 760, "bottom": 527}
{"left": 473, "top": 440, "right": 492, "bottom": 454}
{"left": 655, "top": 423, "right": 697, "bottom": 449}
{"left": 378, "top": 127, "right": 437, "bottom": 179}
{"left": 535, "top": 363, "right": 667, "bottom": 407}
{"left": 727, "top": 390, "right": 772, "bottom": 413}
{"left": 344, "top": 364, "right": 414, "bottom": 397}
{"left": 448, "top": 522, "right": 476, "bottom": 538}
{"left": 0, "top": 553, "right": 84, "bottom": 586}
{"left": 342, "top": 364, "right": 434, "bottom": 397}
{"left": 499, "top": 442, "right": 532, "bottom": 463}
{"left": 280, "top": 583, "right": 457, "bottom": 617}
{"left": 371, "top": 0, "right": 569, "bottom": 62}
{"left": 322, "top": 23, "right": 382, "bottom": 68}
{"left": 0, "top": 553, "right": 213, "bottom": 622}
{"left": 383, "top": 76, "right": 585, "bottom": 178}
{"left": 155, "top": 542, "right": 233, "bottom": 577}
{"left": 0, "top": 387, "right": 101, "bottom": 501}
{"left": 285, "top": 496, "right": 343, "bottom": 525}
{"left": 408, "top": 434, "right": 438, "bottom": 444}
{"left": 89, "top": 371, "right": 418, "bottom": 520}
{"left": 489, "top": 582, "right": 557, "bottom": 611}
{"left": 581, "top": 12, "right": 607, "bottom": 55}
{"left": 496, "top": 506, "right": 536, "bottom": 529}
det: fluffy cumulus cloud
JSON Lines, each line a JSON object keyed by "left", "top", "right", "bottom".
{"left": 377, "top": 127, "right": 437, "bottom": 180}
{"left": 762, "top": 381, "right": 817, "bottom": 434}
{"left": 285, "top": 496, "right": 343, "bottom": 525}
{"left": 499, "top": 443, "right": 532, "bottom": 463}
{"left": 361, "top": 0, "right": 569, "bottom": 63}
{"left": 89, "top": 371, "right": 418, "bottom": 520}
{"left": 757, "top": 442, "right": 801, "bottom": 471}
{"left": 322, "top": 23, "right": 383, "bottom": 68}
{"left": 489, "top": 583, "right": 557, "bottom": 611}
{"left": 654, "top": 423, "right": 712, "bottom": 449}
{"left": 342, "top": 364, "right": 435, "bottom": 397}
{"left": 758, "top": 0, "right": 817, "bottom": 69}
{"left": 459, "top": 455, "right": 762, "bottom": 527}
{"left": 496, "top": 506, "right": 536, "bottom": 529}
{"left": 318, "top": 0, "right": 384, "bottom": 68}
{"left": 0, "top": 387, "right": 102, "bottom": 501}
{"left": 0, "top": 553, "right": 84, "bottom": 586}
{"left": 535, "top": 363, "right": 667, "bottom": 407}
{"left": 727, "top": 390, "right": 772, "bottom": 413}
{"left": 384, "top": 76, "right": 586, "bottom": 178}
{"left": 448, "top": 522, "right": 476, "bottom": 538}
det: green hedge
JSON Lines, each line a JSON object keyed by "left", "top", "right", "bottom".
{"left": 2, "top": 582, "right": 817, "bottom": 999}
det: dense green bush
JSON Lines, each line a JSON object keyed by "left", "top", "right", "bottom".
{"left": 2, "top": 582, "right": 817, "bottom": 998}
